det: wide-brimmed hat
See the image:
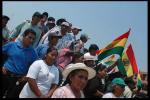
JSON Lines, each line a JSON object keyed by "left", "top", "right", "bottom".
{"left": 62, "top": 63, "right": 96, "bottom": 80}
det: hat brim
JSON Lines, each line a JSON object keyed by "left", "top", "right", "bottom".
{"left": 62, "top": 63, "right": 96, "bottom": 80}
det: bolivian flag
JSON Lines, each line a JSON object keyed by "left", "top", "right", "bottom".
{"left": 122, "top": 44, "right": 134, "bottom": 77}
{"left": 97, "top": 29, "right": 130, "bottom": 61}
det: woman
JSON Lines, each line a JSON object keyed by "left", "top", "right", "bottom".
{"left": 2, "top": 28, "right": 37, "bottom": 98}
{"left": 19, "top": 47, "right": 59, "bottom": 98}
{"left": 51, "top": 63, "right": 96, "bottom": 98}
{"left": 102, "top": 78, "right": 126, "bottom": 98}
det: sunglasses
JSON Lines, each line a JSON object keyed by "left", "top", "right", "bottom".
{"left": 77, "top": 75, "right": 88, "bottom": 81}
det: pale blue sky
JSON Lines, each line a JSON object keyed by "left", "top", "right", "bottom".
{"left": 3, "top": 1, "right": 147, "bottom": 72}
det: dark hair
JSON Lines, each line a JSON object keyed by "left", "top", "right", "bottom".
{"left": 94, "top": 63, "right": 107, "bottom": 73}
{"left": 23, "top": 29, "right": 36, "bottom": 37}
{"left": 56, "top": 18, "right": 66, "bottom": 26}
{"left": 42, "top": 12, "right": 48, "bottom": 18}
{"left": 48, "top": 17, "right": 55, "bottom": 21}
{"left": 3, "top": 15, "right": 10, "bottom": 21}
{"left": 46, "top": 47, "right": 58, "bottom": 55}
{"left": 62, "top": 69, "right": 87, "bottom": 86}
{"left": 72, "top": 52, "right": 84, "bottom": 63}
{"left": 32, "top": 12, "right": 42, "bottom": 18}
{"left": 89, "top": 44, "right": 99, "bottom": 52}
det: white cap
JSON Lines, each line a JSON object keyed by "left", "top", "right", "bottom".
{"left": 71, "top": 26, "right": 82, "bottom": 31}
{"left": 63, "top": 63, "right": 96, "bottom": 80}
{"left": 61, "top": 22, "right": 70, "bottom": 27}
{"left": 84, "top": 52, "right": 97, "bottom": 61}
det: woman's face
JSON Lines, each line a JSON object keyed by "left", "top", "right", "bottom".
{"left": 70, "top": 70, "right": 88, "bottom": 91}
{"left": 45, "top": 49, "right": 58, "bottom": 65}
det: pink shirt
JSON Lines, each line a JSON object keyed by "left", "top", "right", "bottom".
{"left": 56, "top": 48, "right": 72, "bottom": 71}
{"left": 51, "top": 84, "right": 85, "bottom": 98}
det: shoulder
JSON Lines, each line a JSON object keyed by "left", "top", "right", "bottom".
{"left": 51, "top": 65, "right": 59, "bottom": 72}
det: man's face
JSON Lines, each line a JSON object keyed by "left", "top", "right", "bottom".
{"left": 72, "top": 28, "right": 80, "bottom": 35}
{"left": 32, "top": 16, "right": 41, "bottom": 25}
{"left": 2, "top": 19, "right": 8, "bottom": 27}
{"left": 61, "top": 25, "right": 69, "bottom": 33}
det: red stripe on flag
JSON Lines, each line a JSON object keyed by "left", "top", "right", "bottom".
{"left": 126, "top": 44, "right": 138, "bottom": 74}
{"left": 114, "top": 29, "right": 130, "bottom": 41}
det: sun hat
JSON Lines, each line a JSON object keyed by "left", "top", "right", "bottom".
{"left": 112, "top": 78, "right": 127, "bottom": 86}
{"left": 62, "top": 63, "right": 96, "bottom": 80}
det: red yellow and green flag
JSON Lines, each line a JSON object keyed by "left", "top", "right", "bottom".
{"left": 97, "top": 29, "right": 130, "bottom": 61}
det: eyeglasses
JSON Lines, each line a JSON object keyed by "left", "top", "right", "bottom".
{"left": 77, "top": 75, "right": 88, "bottom": 81}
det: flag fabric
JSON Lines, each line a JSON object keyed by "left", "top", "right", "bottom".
{"left": 104, "top": 54, "right": 115, "bottom": 65}
{"left": 104, "top": 54, "right": 119, "bottom": 74}
{"left": 122, "top": 45, "right": 134, "bottom": 77}
{"left": 97, "top": 29, "right": 130, "bottom": 62}
{"left": 137, "top": 72, "right": 142, "bottom": 87}
{"left": 117, "top": 58, "right": 127, "bottom": 76}
{"left": 126, "top": 44, "right": 138, "bottom": 74}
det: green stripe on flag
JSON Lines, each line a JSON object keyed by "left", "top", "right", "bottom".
{"left": 98, "top": 46, "right": 124, "bottom": 61}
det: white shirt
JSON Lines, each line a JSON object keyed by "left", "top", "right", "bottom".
{"left": 102, "top": 93, "right": 117, "bottom": 98}
{"left": 19, "top": 60, "right": 59, "bottom": 98}
{"left": 123, "top": 86, "right": 132, "bottom": 98}
{"left": 51, "top": 84, "right": 85, "bottom": 98}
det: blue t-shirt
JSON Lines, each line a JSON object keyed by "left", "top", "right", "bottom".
{"left": 35, "top": 43, "right": 49, "bottom": 59}
{"left": 3, "top": 41, "right": 38, "bottom": 75}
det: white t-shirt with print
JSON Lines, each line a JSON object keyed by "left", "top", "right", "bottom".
{"left": 19, "top": 60, "right": 59, "bottom": 98}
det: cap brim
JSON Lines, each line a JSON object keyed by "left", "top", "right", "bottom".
{"left": 78, "top": 29, "right": 82, "bottom": 31}
{"left": 63, "top": 63, "right": 96, "bottom": 80}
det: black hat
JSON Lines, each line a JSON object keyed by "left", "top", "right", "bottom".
{"left": 3, "top": 15, "right": 10, "bottom": 21}
{"left": 32, "top": 12, "right": 42, "bottom": 18}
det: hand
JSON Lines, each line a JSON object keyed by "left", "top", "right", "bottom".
{"left": 2, "top": 67, "right": 7, "bottom": 75}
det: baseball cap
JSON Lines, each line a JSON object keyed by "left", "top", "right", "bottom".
{"left": 48, "top": 31, "right": 62, "bottom": 40}
{"left": 112, "top": 78, "right": 127, "bottom": 86}
{"left": 71, "top": 26, "right": 82, "bottom": 31}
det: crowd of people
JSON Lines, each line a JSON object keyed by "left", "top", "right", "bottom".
{"left": 2, "top": 11, "right": 148, "bottom": 98}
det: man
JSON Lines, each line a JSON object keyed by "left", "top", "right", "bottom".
{"left": 83, "top": 52, "right": 96, "bottom": 68}
{"left": 38, "top": 12, "right": 49, "bottom": 37}
{"left": 102, "top": 78, "right": 126, "bottom": 98}
{"left": 68, "top": 26, "right": 82, "bottom": 42}
{"left": 2, "top": 15, "right": 10, "bottom": 45}
{"left": 9, "top": 11, "right": 42, "bottom": 48}
{"left": 84, "top": 63, "right": 107, "bottom": 98}
{"left": 35, "top": 30, "right": 62, "bottom": 59}
{"left": 38, "top": 18, "right": 67, "bottom": 45}
{"left": 74, "top": 34, "right": 89, "bottom": 53}
{"left": 46, "top": 16, "right": 55, "bottom": 30}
